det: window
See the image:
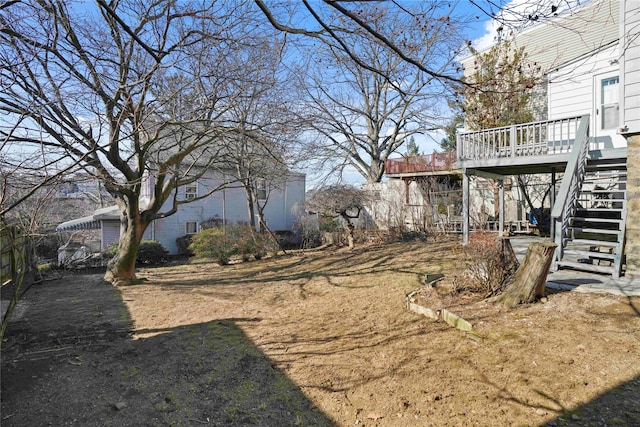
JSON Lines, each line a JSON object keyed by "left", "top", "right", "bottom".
{"left": 185, "top": 183, "right": 198, "bottom": 200}
{"left": 256, "top": 179, "right": 267, "bottom": 200}
{"left": 185, "top": 221, "right": 198, "bottom": 235}
{"left": 600, "top": 76, "right": 619, "bottom": 130}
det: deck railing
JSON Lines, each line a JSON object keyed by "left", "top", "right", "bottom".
{"left": 551, "top": 115, "right": 591, "bottom": 267}
{"left": 457, "top": 115, "right": 584, "bottom": 161}
{"left": 385, "top": 151, "right": 457, "bottom": 175}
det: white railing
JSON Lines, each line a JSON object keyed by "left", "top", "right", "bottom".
{"left": 457, "top": 115, "right": 584, "bottom": 161}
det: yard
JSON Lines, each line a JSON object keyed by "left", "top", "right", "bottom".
{"left": 2, "top": 237, "right": 639, "bottom": 426}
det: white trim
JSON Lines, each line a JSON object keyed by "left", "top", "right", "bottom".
{"left": 185, "top": 182, "right": 198, "bottom": 200}
{"left": 185, "top": 220, "right": 198, "bottom": 235}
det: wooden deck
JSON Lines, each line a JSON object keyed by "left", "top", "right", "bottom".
{"left": 457, "top": 115, "right": 584, "bottom": 175}
{"left": 385, "top": 152, "right": 459, "bottom": 177}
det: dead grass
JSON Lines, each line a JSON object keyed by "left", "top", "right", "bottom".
{"left": 121, "top": 236, "right": 640, "bottom": 426}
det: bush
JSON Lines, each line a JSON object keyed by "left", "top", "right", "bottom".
{"left": 137, "top": 240, "right": 169, "bottom": 265}
{"left": 176, "top": 235, "right": 194, "bottom": 257}
{"left": 102, "top": 240, "right": 169, "bottom": 266}
{"left": 188, "top": 225, "right": 276, "bottom": 264}
{"left": 455, "top": 233, "right": 518, "bottom": 297}
{"left": 189, "top": 228, "right": 234, "bottom": 265}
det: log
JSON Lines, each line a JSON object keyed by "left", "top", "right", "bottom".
{"left": 495, "top": 241, "right": 557, "bottom": 308}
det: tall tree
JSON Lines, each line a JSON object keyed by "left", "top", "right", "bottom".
{"left": 293, "top": 3, "right": 462, "bottom": 183}
{"left": 459, "top": 40, "right": 542, "bottom": 130}
{"left": 217, "top": 37, "right": 302, "bottom": 233}
{"left": 439, "top": 100, "right": 464, "bottom": 152}
{"left": 0, "top": 1, "right": 279, "bottom": 285}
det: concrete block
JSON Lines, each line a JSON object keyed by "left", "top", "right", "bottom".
{"left": 441, "top": 309, "right": 473, "bottom": 332}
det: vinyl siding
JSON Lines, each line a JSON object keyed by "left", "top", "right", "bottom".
{"left": 547, "top": 42, "right": 626, "bottom": 149}
{"left": 548, "top": 44, "right": 618, "bottom": 118}
{"left": 148, "top": 172, "right": 305, "bottom": 254}
{"left": 461, "top": 0, "right": 619, "bottom": 75}
{"left": 100, "top": 221, "right": 152, "bottom": 250}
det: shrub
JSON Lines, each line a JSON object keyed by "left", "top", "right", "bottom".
{"left": 176, "top": 235, "right": 194, "bottom": 257}
{"left": 189, "top": 228, "right": 234, "bottom": 265}
{"left": 188, "top": 225, "right": 276, "bottom": 264}
{"left": 455, "top": 233, "right": 518, "bottom": 297}
{"left": 102, "top": 240, "right": 169, "bottom": 266}
{"left": 137, "top": 240, "right": 169, "bottom": 265}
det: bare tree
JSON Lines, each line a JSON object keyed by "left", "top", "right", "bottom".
{"left": 216, "top": 37, "right": 302, "bottom": 234}
{"left": 255, "top": 1, "right": 577, "bottom": 87}
{"left": 291, "top": 3, "right": 462, "bottom": 183}
{"left": 306, "top": 184, "right": 369, "bottom": 248}
{"left": 0, "top": 1, "right": 278, "bottom": 285}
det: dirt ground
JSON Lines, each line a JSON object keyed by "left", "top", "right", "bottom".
{"left": 2, "top": 237, "right": 640, "bottom": 426}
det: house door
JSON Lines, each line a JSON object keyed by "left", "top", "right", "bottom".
{"left": 593, "top": 73, "right": 620, "bottom": 149}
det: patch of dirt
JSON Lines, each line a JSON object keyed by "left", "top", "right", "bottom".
{"left": 2, "top": 237, "right": 640, "bottom": 426}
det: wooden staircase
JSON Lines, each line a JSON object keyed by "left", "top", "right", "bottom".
{"left": 555, "top": 160, "right": 627, "bottom": 277}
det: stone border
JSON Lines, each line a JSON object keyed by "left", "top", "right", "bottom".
{"left": 406, "top": 290, "right": 480, "bottom": 340}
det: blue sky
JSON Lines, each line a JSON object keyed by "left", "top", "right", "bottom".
{"left": 335, "top": 1, "right": 496, "bottom": 187}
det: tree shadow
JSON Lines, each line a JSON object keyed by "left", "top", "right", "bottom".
{"left": 0, "top": 274, "right": 333, "bottom": 426}
{"left": 540, "top": 374, "right": 640, "bottom": 425}
{"left": 474, "top": 363, "right": 640, "bottom": 426}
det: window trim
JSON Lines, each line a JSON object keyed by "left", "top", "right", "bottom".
{"left": 185, "top": 182, "right": 198, "bottom": 200}
{"left": 185, "top": 221, "right": 198, "bottom": 235}
{"left": 599, "top": 75, "right": 619, "bottom": 130}
{"left": 256, "top": 178, "right": 267, "bottom": 201}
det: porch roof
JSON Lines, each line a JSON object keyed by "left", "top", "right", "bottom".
{"left": 56, "top": 215, "right": 101, "bottom": 231}
{"left": 55, "top": 198, "right": 149, "bottom": 232}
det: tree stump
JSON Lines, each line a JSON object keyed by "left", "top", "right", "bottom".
{"left": 495, "top": 241, "right": 557, "bottom": 308}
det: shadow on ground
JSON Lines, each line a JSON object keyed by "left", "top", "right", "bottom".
{"left": 1, "top": 273, "right": 332, "bottom": 426}
{"left": 542, "top": 374, "right": 640, "bottom": 426}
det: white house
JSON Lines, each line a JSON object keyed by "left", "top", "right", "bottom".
{"left": 456, "top": 0, "right": 640, "bottom": 278}
{"left": 56, "top": 169, "right": 306, "bottom": 255}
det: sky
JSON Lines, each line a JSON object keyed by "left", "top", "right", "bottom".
{"left": 337, "top": 1, "right": 496, "bottom": 187}
{"left": 338, "top": 0, "right": 584, "bottom": 187}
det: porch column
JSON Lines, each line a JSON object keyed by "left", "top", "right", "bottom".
{"left": 463, "top": 170, "right": 470, "bottom": 244}
{"left": 624, "top": 133, "right": 640, "bottom": 277}
{"left": 550, "top": 168, "right": 556, "bottom": 238}
{"left": 498, "top": 178, "right": 504, "bottom": 236}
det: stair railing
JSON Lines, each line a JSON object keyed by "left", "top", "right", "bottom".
{"left": 551, "top": 115, "right": 591, "bottom": 268}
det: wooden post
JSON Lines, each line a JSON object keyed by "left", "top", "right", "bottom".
{"left": 495, "top": 241, "right": 557, "bottom": 308}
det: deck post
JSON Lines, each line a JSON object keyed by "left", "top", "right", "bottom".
{"left": 499, "top": 178, "right": 504, "bottom": 236}
{"left": 463, "top": 170, "right": 470, "bottom": 244}
{"left": 550, "top": 168, "right": 556, "bottom": 238}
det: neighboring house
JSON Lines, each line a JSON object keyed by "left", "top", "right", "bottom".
{"left": 456, "top": 0, "right": 640, "bottom": 279}
{"left": 375, "top": 152, "right": 465, "bottom": 232}
{"left": 56, "top": 169, "right": 306, "bottom": 255}
{"left": 382, "top": 153, "right": 538, "bottom": 234}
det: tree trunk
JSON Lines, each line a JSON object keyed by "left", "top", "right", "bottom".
{"left": 495, "top": 241, "right": 557, "bottom": 308}
{"left": 104, "top": 201, "right": 150, "bottom": 286}
{"left": 341, "top": 214, "right": 356, "bottom": 248}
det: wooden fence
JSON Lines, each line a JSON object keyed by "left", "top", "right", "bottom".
{"left": 1, "top": 223, "right": 33, "bottom": 338}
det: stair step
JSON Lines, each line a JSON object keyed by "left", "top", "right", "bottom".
{"left": 562, "top": 249, "right": 616, "bottom": 260}
{"left": 556, "top": 260, "right": 615, "bottom": 274}
{"left": 567, "top": 227, "right": 620, "bottom": 235}
{"left": 576, "top": 198, "right": 625, "bottom": 204}
{"left": 575, "top": 207, "right": 623, "bottom": 213}
{"left": 580, "top": 188, "right": 624, "bottom": 196}
{"left": 583, "top": 172, "right": 627, "bottom": 179}
{"left": 571, "top": 217, "right": 622, "bottom": 224}
{"left": 586, "top": 162, "right": 627, "bottom": 170}
{"left": 563, "top": 238, "right": 618, "bottom": 247}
